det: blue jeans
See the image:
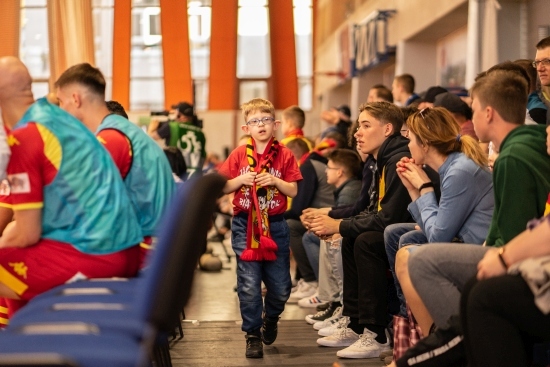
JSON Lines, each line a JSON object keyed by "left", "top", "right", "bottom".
{"left": 302, "top": 231, "right": 320, "bottom": 280}
{"left": 231, "top": 215, "right": 291, "bottom": 333}
{"left": 383, "top": 223, "right": 427, "bottom": 317}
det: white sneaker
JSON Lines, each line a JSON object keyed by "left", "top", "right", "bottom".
{"left": 290, "top": 279, "right": 304, "bottom": 293}
{"left": 317, "top": 326, "right": 359, "bottom": 347}
{"left": 318, "top": 315, "right": 349, "bottom": 336}
{"left": 336, "top": 328, "right": 391, "bottom": 359}
{"left": 287, "top": 281, "right": 317, "bottom": 303}
{"left": 297, "top": 292, "right": 327, "bottom": 308}
{"left": 313, "top": 306, "right": 343, "bottom": 330}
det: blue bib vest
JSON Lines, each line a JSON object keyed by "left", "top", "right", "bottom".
{"left": 98, "top": 114, "right": 175, "bottom": 237}
{"left": 16, "top": 98, "right": 142, "bottom": 254}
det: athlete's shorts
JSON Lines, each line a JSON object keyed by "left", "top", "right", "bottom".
{"left": 139, "top": 236, "right": 153, "bottom": 269}
{"left": 0, "top": 298, "right": 8, "bottom": 327}
{"left": 0, "top": 238, "right": 141, "bottom": 316}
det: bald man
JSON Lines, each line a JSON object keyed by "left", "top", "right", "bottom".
{"left": 0, "top": 57, "right": 142, "bottom": 317}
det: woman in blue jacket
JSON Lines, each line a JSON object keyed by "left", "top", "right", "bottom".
{"left": 385, "top": 107, "right": 494, "bottom": 334}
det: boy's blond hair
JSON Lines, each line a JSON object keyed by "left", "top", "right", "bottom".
{"left": 282, "top": 105, "right": 305, "bottom": 128}
{"left": 241, "top": 98, "right": 275, "bottom": 122}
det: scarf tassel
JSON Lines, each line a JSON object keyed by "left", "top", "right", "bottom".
{"left": 262, "top": 249, "right": 277, "bottom": 261}
{"left": 260, "top": 236, "right": 278, "bottom": 252}
{"left": 240, "top": 248, "right": 264, "bottom": 262}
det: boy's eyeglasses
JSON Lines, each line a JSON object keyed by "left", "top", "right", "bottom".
{"left": 532, "top": 58, "right": 550, "bottom": 69}
{"left": 246, "top": 117, "right": 275, "bottom": 126}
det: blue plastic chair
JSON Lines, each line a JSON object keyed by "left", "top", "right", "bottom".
{"left": 0, "top": 173, "right": 227, "bottom": 367}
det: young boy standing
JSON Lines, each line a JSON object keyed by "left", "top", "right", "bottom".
{"left": 218, "top": 98, "right": 302, "bottom": 358}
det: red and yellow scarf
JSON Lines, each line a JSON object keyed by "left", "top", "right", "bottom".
{"left": 241, "top": 137, "right": 280, "bottom": 262}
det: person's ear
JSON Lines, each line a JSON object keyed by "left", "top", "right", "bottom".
{"left": 273, "top": 120, "right": 280, "bottom": 131}
{"left": 241, "top": 124, "right": 249, "bottom": 134}
{"left": 384, "top": 122, "right": 394, "bottom": 137}
{"left": 486, "top": 106, "right": 494, "bottom": 124}
{"left": 72, "top": 90, "right": 85, "bottom": 108}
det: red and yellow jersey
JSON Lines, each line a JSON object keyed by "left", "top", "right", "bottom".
{"left": 0, "top": 123, "right": 59, "bottom": 210}
{"left": 96, "top": 128, "right": 133, "bottom": 179}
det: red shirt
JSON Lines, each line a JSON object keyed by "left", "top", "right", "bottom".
{"left": 96, "top": 129, "right": 132, "bottom": 179}
{"left": 0, "top": 123, "right": 58, "bottom": 209}
{"left": 218, "top": 143, "right": 302, "bottom": 216}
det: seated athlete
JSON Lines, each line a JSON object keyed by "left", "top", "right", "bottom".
{"left": 0, "top": 56, "right": 143, "bottom": 317}
{"left": 55, "top": 63, "right": 176, "bottom": 264}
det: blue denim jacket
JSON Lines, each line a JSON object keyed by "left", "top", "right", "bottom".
{"left": 408, "top": 152, "right": 494, "bottom": 244}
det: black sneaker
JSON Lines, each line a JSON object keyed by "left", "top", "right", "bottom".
{"left": 316, "top": 302, "right": 330, "bottom": 312}
{"left": 261, "top": 316, "right": 279, "bottom": 345}
{"left": 305, "top": 301, "right": 341, "bottom": 324}
{"left": 245, "top": 333, "right": 263, "bottom": 358}
{"left": 395, "top": 316, "right": 466, "bottom": 367}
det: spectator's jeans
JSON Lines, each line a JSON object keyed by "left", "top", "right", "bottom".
{"left": 303, "top": 232, "right": 344, "bottom": 303}
{"left": 302, "top": 231, "right": 320, "bottom": 280}
{"left": 231, "top": 215, "right": 291, "bottom": 333}
{"left": 287, "top": 219, "right": 316, "bottom": 282}
{"left": 317, "top": 237, "right": 344, "bottom": 303}
{"left": 384, "top": 223, "right": 427, "bottom": 317}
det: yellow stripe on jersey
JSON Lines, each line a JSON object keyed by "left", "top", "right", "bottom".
{"left": 0, "top": 203, "right": 12, "bottom": 209}
{"left": 545, "top": 198, "right": 550, "bottom": 217}
{"left": 0, "top": 265, "right": 28, "bottom": 296}
{"left": 126, "top": 136, "right": 133, "bottom": 157}
{"left": 140, "top": 241, "right": 153, "bottom": 250}
{"left": 0, "top": 306, "right": 8, "bottom": 314}
{"left": 0, "top": 317, "right": 8, "bottom": 326}
{"left": 36, "top": 124, "right": 62, "bottom": 170}
{"left": 97, "top": 135, "right": 107, "bottom": 145}
{"left": 11, "top": 202, "right": 43, "bottom": 210}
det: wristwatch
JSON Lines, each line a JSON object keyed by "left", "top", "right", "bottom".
{"left": 497, "top": 247, "right": 509, "bottom": 269}
{"left": 417, "top": 181, "right": 434, "bottom": 193}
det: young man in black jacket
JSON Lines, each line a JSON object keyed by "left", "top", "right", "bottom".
{"left": 310, "top": 101, "right": 413, "bottom": 359}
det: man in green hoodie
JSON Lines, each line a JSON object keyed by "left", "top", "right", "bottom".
{"left": 389, "top": 70, "right": 550, "bottom": 367}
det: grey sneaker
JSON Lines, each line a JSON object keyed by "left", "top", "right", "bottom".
{"left": 336, "top": 329, "right": 391, "bottom": 359}
{"left": 317, "top": 326, "right": 359, "bottom": 347}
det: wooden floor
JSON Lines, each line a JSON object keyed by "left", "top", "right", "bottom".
{"left": 170, "top": 320, "right": 384, "bottom": 367}
{"left": 170, "top": 239, "right": 386, "bottom": 367}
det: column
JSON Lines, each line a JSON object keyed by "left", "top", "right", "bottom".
{"left": 160, "top": 0, "right": 193, "bottom": 109}
{"left": 112, "top": 0, "right": 131, "bottom": 109}
{"left": 465, "top": 0, "right": 480, "bottom": 88}
{"left": 268, "top": 0, "right": 298, "bottom": 108}
{"left": 208, "top": 0, "right": 238, "bottom": 110}
{"left": 0, "top": 0, "right": 20, "bottom": 57}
